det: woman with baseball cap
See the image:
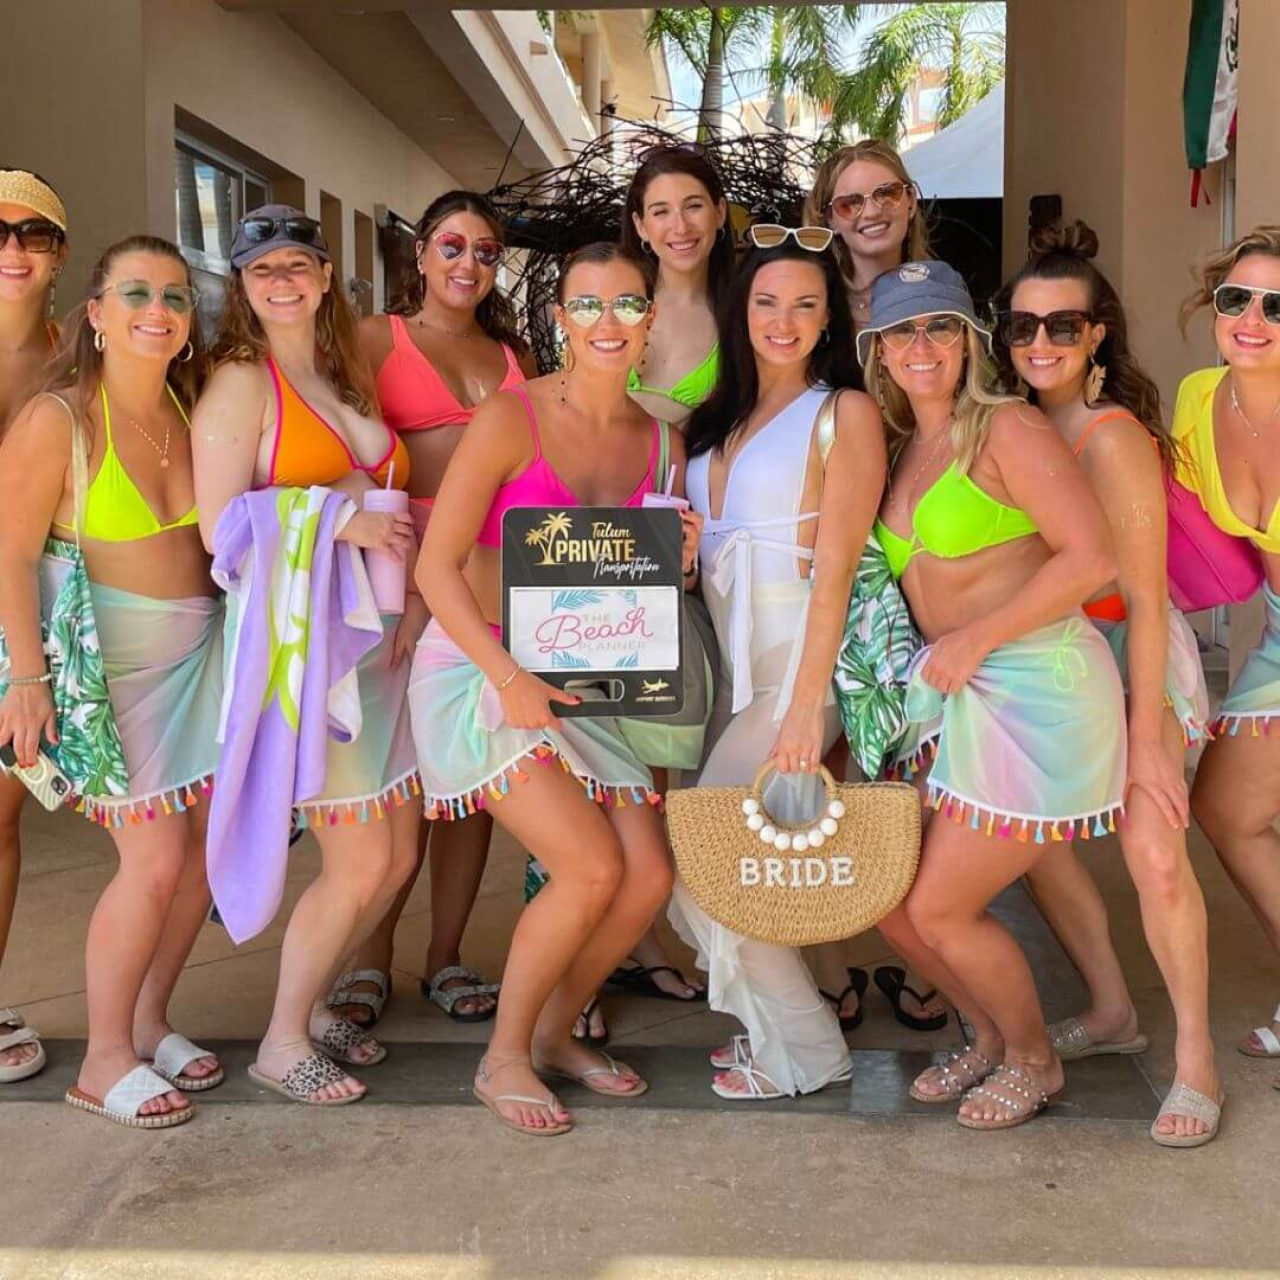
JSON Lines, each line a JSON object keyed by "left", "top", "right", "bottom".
{"left": 863, "top": 260, "right": 1126, "bottom": 1129}
{"left": 193, "top": 205, "right": 420, "bottom": 1106}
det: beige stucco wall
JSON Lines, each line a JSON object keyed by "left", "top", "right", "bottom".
{"left": 1005, "top": 0, "right": 1221, "bottom": 408}
{"left": 141, "top": 0, "right": 456, "bottom": 309}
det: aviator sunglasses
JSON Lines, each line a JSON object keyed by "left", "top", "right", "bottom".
{"left": 746, "top": 224, "right": 834, "bottom": 252}
{"left": 560, "top": 294, "right": 652, "bottom": 327}
{"left": 430, "top": 232, "right": 503, "bottom": 269}
{"left": 826, "top": 181, "right": 913, "bottom": 222}
{"left": 880, "top": 316, "right": 967, "bottom": 350}
{"left": 0, "top": 218, "right": 64, "bottom": 254}
{"left": 98, "top": 279, "right": 200, "bottom": 316}
{"left": 238, "top": 214, "right": 325, "bottom": 251}
{"left": 999, "top": 309, "right": 1092, "bottom": 347}
{"left": 1214, "top": 282, "right": 1280, "bottom": 326}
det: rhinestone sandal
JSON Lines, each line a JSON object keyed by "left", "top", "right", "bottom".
{"left": 1048, "top": 1015, "right": 1147, "bottom": 1061}
{"left": 957, "top": 1064, "right": 1063, "bottom": 1131}
{"left": 326, "top": 969, "right": 391, "bottom": 1028}
{"left": 1150, "top": 1082, "right": 1223, "bottom": 1148}
{"left": 248, "top": 1053, "right": 364, "bottom": 1106}
{"left": 909, "top": 1046, "right": 994, "bottom": 1103}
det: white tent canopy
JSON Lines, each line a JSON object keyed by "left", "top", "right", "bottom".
{"left": 901, "top": 81, "right": 1005, "bottom": 199}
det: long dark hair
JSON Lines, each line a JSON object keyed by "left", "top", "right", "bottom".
{"left": 993, "top": 218, "right": 1172, "bottom": 469}
{"left": 390, "top": 189, "right": 526, "bottom": 353}
{"left": 686, "top": 242, "right": 860, "bottom": 459}
{"left": 39, "top": 235, "right": 207, "bottom": 423}
{"left": 620, "top": 146, "right": 734, "bottom": 317}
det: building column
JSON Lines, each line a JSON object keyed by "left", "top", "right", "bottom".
{"left": 582, "top": 29, "right": 602, "bottom": 130}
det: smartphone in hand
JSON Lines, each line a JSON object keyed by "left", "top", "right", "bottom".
{"left": 0, "top": 743, "right": 73, "bottom": 812}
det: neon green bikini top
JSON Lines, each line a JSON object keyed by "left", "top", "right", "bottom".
{"left": 627, "top": 342, "right": 719, "bottom": 412}
{"left": 79, "top": 384, "right": 198, "bottom": 542}
{"left": 874, "top": 461, "right": 1039, "bottom": 580}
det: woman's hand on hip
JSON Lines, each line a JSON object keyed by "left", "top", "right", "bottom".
{"left": 920, "top": 625, "right": 990, "bottom": 695}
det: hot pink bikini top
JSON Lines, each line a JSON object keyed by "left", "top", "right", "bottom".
{"left": 377, "top": 314, "right": 525, "bottom": 433}
{"left": 476, "top": 383, "right": 660, "bottom": 546}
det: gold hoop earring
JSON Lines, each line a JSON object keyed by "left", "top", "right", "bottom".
{"left": 1084, "top": 353, "right": 1107, "bottom": 405}
{"left": 93, "top": 328, "right": 105, "bottom": 353}
{"left": 178, "top": 340, "right": 194, "bottom": 364}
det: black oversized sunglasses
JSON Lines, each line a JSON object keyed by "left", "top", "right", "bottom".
{"left": 0, "top": 218, "right": 64, "bottom": 254}
{"left": 238, "top": 215, "right": 325, "bottom": 250}
{"left": 999, "top": 309, "right": 1092, "bottom": 347}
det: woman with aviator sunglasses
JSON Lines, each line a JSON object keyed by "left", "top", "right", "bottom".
{"left": 993, "top": 220, "right": 1220, "bottom": 1147}
{"left": 1176, "top": 227, "right": 1280, "bottom": 1098}
{"left": 409, "top": 242, "right": 701, "bottom": 1135}
{"left": 329, "top": 193, "right": 536, "bottom": 1033}
{"left": 0, "top": 169, "right": 68, "bottom": 1087}
{"left": 0, "top": 235, "right": 225, "bottom": 1127}
{"left": 862, "top": 260, "right": 1124, "bottom": 1130}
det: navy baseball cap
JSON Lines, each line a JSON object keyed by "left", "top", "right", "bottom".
{"left": 856, "top": 260, "right": 991, "bottom": 364}
{"left": 230, "top": 204, "right": 330, "bottom": 270}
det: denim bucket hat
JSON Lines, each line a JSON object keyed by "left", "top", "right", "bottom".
{"left": 855, "top": 260, "right": 991, "bottom": 365}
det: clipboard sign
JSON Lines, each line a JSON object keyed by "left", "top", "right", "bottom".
{"left": 501, "top": 506, "right": 685, "bottom": 719}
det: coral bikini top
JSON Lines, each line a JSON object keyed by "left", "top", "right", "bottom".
{"left": 376, "top": 314, "right": 525, "bottom": 433}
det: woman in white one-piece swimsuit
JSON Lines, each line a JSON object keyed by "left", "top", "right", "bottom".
{"left": 669, "top": 231, "right": 887, "bottom": 1099}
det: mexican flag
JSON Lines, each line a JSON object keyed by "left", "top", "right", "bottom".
{"left": 1183, "top": 0, "right": 1240, "bottom": 204}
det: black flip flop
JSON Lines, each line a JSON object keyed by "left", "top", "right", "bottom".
{"left": 874, "top": 965, "right": 949, "bottom": 1032}
{"left": 821, "top": 967, "right": 869, "bottom": 1033}
{"left": 571, "top": 997, "right": 609, "bottom": 1049}
{"left": 605, "top": 964, "right": 705, "bottom": 1003}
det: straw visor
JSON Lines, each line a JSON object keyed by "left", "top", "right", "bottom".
{"left": 856, "top": 260, "right": 991, "bottom": 365}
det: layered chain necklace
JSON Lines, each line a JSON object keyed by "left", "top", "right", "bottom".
{"left": 888, "top": 426, "right": 952, "bottom": 516}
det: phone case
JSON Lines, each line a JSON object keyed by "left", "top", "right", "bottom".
{"left": 5, "top": 750, "right": 74, "bottom": 812}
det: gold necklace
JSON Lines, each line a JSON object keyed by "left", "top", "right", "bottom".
{"left": 414, "top": 313, "right": 480, "bottom": 340}
{"left": 888, "top": 427, "right": 951, "bottom": 515}
{"left": 107, "top": 390, "right": 173, "bottom": 468}
{"left": 1229, "top": 378, "right": 1280, "bottom": 441}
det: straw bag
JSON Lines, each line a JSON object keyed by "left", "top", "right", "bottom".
{"left": 667, "top": 761, "right": 921, "bottom": 947}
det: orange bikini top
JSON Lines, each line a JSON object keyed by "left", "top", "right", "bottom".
{"left": 266, "top": 358, "right": 409, "bottom": 489}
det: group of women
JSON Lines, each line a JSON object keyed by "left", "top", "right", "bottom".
{"left": 0, "top": 142, "right": 1276, "bottom": 1147}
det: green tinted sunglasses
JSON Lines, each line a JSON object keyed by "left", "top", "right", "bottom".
{"left": 100, "top": 279, "right": 200, "bottom": 316}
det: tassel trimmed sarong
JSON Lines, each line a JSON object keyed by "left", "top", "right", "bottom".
{"left": 1215, "top": 582, "right": 1280, "bottom": 738}
{"left": 891, "top": 615, "right": 1127, "bottom": 844}
{"left": 408, "top": 619, "right": 659, "bottom": 821}
{"left": 1094, "top": 603, "right": 1212, "bottom": 746}
{"left": 77, "top": 585, "right": 223, "bottom": 827}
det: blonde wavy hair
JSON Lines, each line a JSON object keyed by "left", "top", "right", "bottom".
{"left": 211, "top": 264, "right": 377, "bottom": 416}
{"left": 805, "top": 140, "right": 932, "bottom": 291}
{"left": 1179, "top": 224, "right": 1280, "bottom": 336}
{"left": 863, "top": 323, "right": 1021, "bottom": 474}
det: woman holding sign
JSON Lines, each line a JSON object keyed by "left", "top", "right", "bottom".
{"left": 410, "top": 242, "right": 702, "bottom": 1136}
{"left": 668, "top": 227, "right": 887, "bottom": 1099}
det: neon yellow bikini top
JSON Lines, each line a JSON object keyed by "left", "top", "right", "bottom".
{"left": 874, "top": 460, "right": 1039, "bottom": 580}
{"left": 78, "top": 384, "right": 198, "bottom": 542}
{"left": 627, "top": 342, "right": 719, "bottom": 412}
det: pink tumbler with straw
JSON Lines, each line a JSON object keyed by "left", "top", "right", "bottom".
{"left": 363, "top": 479, "right": 409, "bottom": 615}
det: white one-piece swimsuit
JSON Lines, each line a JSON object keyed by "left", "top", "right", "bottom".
{"left": 668, "top": 385, "right": 850, "bottom": 1096}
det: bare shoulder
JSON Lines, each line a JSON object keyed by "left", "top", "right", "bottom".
{"left": 5, "top": 390, "right": 77, "bottom": 456}
{"left": 1077, "top": 405, "right": 1162, "bottom": 482}
{"left": 202, "top": 358, "right": 271, "bottom": 404}
{"left": 832, "top": 387, "right": 882, "bottom": 435}
{"left": 515, "top": 346, "right": 539, "bottom": 380}
{"left": 358, "top": 313, "right": 395, "bottom": 370}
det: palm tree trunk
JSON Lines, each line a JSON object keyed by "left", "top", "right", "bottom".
{"left": 766, "top": 11, "right": 788, "bottom": 131}
{"left": 698, "top": 7, "right": 727, "bottom": 142}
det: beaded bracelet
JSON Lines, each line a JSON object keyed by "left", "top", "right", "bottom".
{"left": 7, "top": 671, "right": 51, "bottom": 686}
